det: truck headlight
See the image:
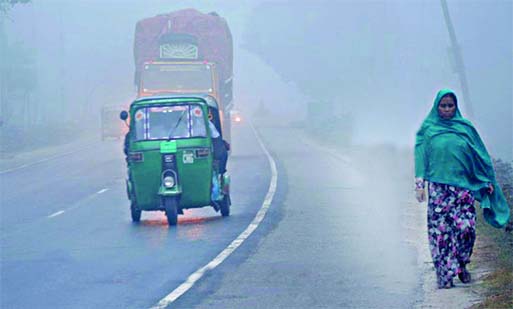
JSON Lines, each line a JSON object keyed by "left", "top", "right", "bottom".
{"left": 163, "top": 176, "right": 175, "bottom": 188}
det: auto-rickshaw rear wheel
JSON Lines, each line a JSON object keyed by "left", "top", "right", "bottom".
{"left": 130, "top": 203, "right": 141, "bottom": 222}
{"left": 220, "top": 194, "right": 231, "bottom": 217}
{"left": 164, "top": 197, "right": 178, "bottom": 226}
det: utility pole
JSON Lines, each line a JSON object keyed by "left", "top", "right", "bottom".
{"left": 58, "top": 7, "right": 66, "bottom": 123}
{"left": 440, "top": 0, "right": 474, "bottom": 118}
{"left": 0, "top": 16, "right": 9, "bottom": 127}
{"left": 0, "top": 18, "right": 5, "bottom": 126}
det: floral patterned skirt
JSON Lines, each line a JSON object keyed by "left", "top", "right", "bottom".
{"left": 427, "top": 182, "right": 476, "bottom": 287}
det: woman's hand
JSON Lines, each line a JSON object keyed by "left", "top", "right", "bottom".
{"left": 416, "top": 188, "right": 426, "bottom": 203}
{"left": 487, "top": 183, "right": 494, "bottom": 195}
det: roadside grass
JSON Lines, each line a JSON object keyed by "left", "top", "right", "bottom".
{"left": 472, "top": 159, "right": 513, "bottom": 309}
{"left": 476, "top": 268, "right": 513, "bottom": 308}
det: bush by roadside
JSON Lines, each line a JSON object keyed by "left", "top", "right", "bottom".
{"left": 472, "top": 159, "right": 513, "bottom": 308}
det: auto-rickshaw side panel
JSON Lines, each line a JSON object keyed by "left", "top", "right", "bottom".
{"left": 175, "top": 145, "right": 212, "bottom": 208}
{"left": 128, "top": 141, "right": 163, "bottom": 210}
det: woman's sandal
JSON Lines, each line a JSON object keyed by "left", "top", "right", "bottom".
{"left": 458, "top": 266, "right": 471, "bottom": 284}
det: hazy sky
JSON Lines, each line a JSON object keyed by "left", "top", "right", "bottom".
{"left": 241, "top": 1, "right": 512, "bottom": 159}
{"left": 3, "top": 0, "right": 512, "bottom": 159}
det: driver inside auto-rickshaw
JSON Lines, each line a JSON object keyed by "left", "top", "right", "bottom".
{"left": 190, "top": 107, "right": 228, "bottom": 175}
{"left": 123, "top": 105, "right": 228, "bottom": 174}
{"left": 206, "top": 111, "right": 228, "bottom": 175}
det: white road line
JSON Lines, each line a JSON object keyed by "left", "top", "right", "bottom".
{"left": 45, "top": 188, "right": 109, "bottom": 220}
{"left": 1, "top": 187, "right": 113, "bottom": 239}
{"left": 97, "top": 188, "right": 109, "bottom": 194}
{"left": 151, "top": 122, "right": 278, "bottom": 309}
{"left": 48, "top": 210, "right": 65, "bottom": 218}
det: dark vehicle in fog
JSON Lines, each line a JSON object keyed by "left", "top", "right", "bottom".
{"left": 101, "top": 105, "right": 127, "bottom": 140}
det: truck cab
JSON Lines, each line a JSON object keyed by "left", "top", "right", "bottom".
{"left": 137, "top": 61, "right": 231, "bottom": 143}
{"left": 137, "top": 61, "right": 218, "bottom": 99}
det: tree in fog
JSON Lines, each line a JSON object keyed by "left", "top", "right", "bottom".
{"left": 1, "top": 0, "right": 36, "bottom": 127}
{"left": 0, "top": 0, "right": 30, "bottom": 14}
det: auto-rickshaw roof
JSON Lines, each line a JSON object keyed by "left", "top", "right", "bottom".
{"left": 131, "top": 94, "right": 219, "bottom": 110}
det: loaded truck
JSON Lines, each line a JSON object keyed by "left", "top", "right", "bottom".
{"left": 133, "top": 9, "right": 233, "bottom": 142}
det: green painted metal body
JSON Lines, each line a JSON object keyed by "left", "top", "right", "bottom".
{"left": 125, "top": 97, "right": 216, "bottom": 211}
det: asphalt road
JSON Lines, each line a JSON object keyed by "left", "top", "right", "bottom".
{"left": 172, "top": 126, "right": 422, "bottom": 308}
{"left": 1, "top": 122, "right": 424, "bottom": 308}
{"left": 0, "top": 122, "right": 271, "bottom": 308}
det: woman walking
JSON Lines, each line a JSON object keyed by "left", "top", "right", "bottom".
{"left": 414, "top": 89, "right": 510, "bottom": 288}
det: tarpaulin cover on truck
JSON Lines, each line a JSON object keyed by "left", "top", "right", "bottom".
{"left": 134, "top": 9, "right": 233, "bottom": 85}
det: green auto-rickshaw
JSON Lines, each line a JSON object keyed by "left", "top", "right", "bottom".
{"left": 120, "top": 95, "right": 231, "bottom": 226}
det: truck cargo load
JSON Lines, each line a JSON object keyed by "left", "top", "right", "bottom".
{"left": 134, "top": 9, "right": 232, "bottom": 96}
{"left": 133, "top": 8, "right": 234, "bottom": 142}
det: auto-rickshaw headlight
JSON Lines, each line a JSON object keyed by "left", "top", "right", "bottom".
{"left": 163, "top": 176, "right": 175, "bottom": 188}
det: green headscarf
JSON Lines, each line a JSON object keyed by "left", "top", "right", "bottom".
{"left": 415, "top": 89, "right": 510, "bottom": 228}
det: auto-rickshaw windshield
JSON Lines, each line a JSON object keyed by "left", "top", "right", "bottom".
{"left": 133, "top": 104, "right": 208, "bottom": 140}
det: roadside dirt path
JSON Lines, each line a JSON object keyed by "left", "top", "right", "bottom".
{"left": 316, "top": 139, "right": 489, "bottom": 308}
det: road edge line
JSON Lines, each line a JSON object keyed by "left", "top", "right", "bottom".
{"left": 151, "top": 121, "right": 278, "bottom": 309}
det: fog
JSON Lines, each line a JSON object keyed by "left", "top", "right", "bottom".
{"left": 1, "top": 0, "right": 511, "bottom": 160}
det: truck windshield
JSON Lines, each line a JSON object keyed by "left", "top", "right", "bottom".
{"left": 133, "top": 104, "right": 207, "bottom": 140}
{"left": 141, "top": 64, "right": 213, "bottom": 93}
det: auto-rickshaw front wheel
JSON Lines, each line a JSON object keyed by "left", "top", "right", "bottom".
{"left": 164, "top": 197, "right": 178, "bottom": 226}
{"left": 131, "top": 203, "right": 141, "bottom": 222}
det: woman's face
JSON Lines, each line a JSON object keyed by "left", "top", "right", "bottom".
{"left": 438, "top": 95, "right": 456, "bottom": 119}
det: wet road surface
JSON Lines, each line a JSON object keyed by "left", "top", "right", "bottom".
{"left": 0, "top": 122, "right": 271, "bottom": 308}
{"left": 172, "top": 126, "right": 422, "bottom": 308}
{"left": 1, "top": 122, "right": 424, "bottom": 308}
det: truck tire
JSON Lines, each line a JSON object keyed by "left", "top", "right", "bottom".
{"left": 164, "top": 197, "right": 178, "bottom": 226}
